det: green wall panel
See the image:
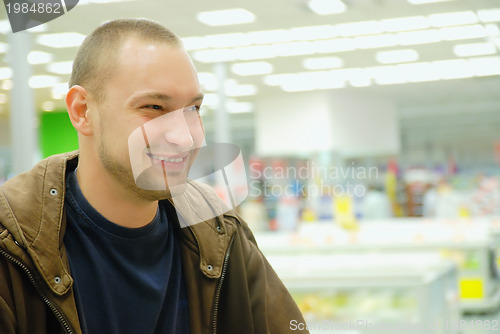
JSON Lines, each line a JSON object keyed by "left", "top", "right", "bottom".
{"left": 39, "top": 110, "right": 78, "bottom": 158}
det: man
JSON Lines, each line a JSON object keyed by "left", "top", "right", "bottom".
{"left": 0, "top": 19, "right": 308, "bottom": 334}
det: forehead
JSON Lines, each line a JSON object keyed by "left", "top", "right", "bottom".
{"left": 108, "top": 38, "right": 200, "bottom": 99}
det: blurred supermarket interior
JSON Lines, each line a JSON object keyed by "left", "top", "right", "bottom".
{"left": 2, "top": 0, "right": 500, "bottom": 333}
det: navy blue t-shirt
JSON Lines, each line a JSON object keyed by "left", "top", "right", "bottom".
{"left": 64, "top": 169, "right": 190, "bottom": 334}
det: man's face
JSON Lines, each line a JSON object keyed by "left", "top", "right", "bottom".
{"left": 92, "top": 38, "right": 204, "bottom": 200}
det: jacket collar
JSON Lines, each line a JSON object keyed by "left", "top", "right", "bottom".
{"left": 0, "top": 151, "right": 235, "bottom": 296}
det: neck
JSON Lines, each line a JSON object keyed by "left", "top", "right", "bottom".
{"left": 75, "top": 162, "right": 158, "bottom": 229}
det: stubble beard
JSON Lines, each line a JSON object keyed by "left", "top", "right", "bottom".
{"left": 97, "top": 135, "right": 179, "bottom": 201}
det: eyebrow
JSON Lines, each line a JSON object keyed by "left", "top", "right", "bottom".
{"left": 131, "top": 93, "right": 205, "bottom": 105}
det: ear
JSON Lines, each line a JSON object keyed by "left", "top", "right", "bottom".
{"left": 66, "top": 85, "right": 93, "bottom": 136}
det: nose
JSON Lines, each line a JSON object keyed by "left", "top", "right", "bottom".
{"left": 162, "top": 108, "right": 195, "bottom": 149}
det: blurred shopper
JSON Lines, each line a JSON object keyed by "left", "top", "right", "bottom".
{"left": 0, "top": 19, "right": 307, "bottom": 334}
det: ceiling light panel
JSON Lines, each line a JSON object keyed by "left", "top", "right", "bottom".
{"left": 477, "top": 8, "right": 500, "bottom": 23}
{"left": 196, "top": 8, "right": 255, "bottom": 26}
{"left": 355, "top": 34, "right": 398, "bottom": 49}
{"left": 380, "top": 16, "right": 430, "bottom": 32}
{"left": 376, "top": 49, "right": 419, "bottom": 64}
{"left": 469, "top": 56, "right": 500, "bottom": 76}
{"left": 308, "top": 0, "right": 346, "bottom": 15}
{"left": 182, "top": 37, "right": 208, "bottom": 51}
{"left": 439, "top": 25, "right": 487, "bottom": 41}
{"left": 290, "top": 25, "right": 337, "bottom": 40}
{"left": 27, "top": 51, "right": 53, "bottom": 64}
{"left": 205, "top": 33, "right": 251, "bottom": 48}
{"left": 247, "top": 30, "right": 293, "bottom": 44}
{"left": 453, "top": 42, "right": 497, "bottom": 57}
{"left": 428, "top": 11, "right": 478, "bottom": 28}
{"left": 29, "top": 75, "right": 60, "bottom": 88}
{"left": 37, "top": 33, "right": 86, "bottom": 48}
{"left": 46, "top": 61, "right": 73, "bottom": 75}
{"left": 336, "top": 21, "right": 383, "bottom": 37}
{"left": 0, "top": 68, "right": 12, "bottom": 80}
{"left": 231, "top": 62, "right": 273, "bottom": 76}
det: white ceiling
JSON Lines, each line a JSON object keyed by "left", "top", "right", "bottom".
{"left": 1, "top": 0, "right": 500, "bottom": 161}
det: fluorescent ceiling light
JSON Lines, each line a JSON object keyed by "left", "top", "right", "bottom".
{"left": 337, "top": 21, "right": 383, "bottom": 37}
{"left": 273, "top": 42, "right": 315, "bottom": 57}
{"left": 37, "top": 32, "right": 86, "bottom": 48}
{"left": 477, "top": 8, "right": 500, "bottom": 23}
{"left": 0, "top": 20, "right": 11, "bottom": 34}
{"left": 28, "top": 51, "right": 53, "bottom": 64}
{"left": 247, "top": 30, "right": 293, "bottom": 44}
{"left": 313, "top": 38, "right": 356, "bottom": 53}
{"left": 205, "top": 33, "right": 251, "bottom": 48}
{"left": 231, "top": 62, "right": 273, "bottom": 76}
{"left": 308, "top": 0, "right": 346, "bottom": 15}
{"left": 0, "top": 68, "right": 12, "bottom": 80}
{"left": 233, "top": 45, "right": 276, "bottom": 60}
{"left": 433, "top": 59, "right": 474, "bottom": 79}
{"left": 380, "top": 16, "right": 430, "bottom": 32}
{"left": 485, "top": 24, "right": 500, "bottom": 36}
{"left": 42, "top": 101, "right": 55, "bottom": 112}
{"left": 51, "top": 83, "right": 68, "bottom": 99}
{"left": 201, "top": 93, "right": 219, "bottom": 107}
{"left": 397, "top": 29, "right": 441, "bottom": 45}
{"left": 0, "top": 42, "right": 8, "bottom": 54}
{"left": 29, "top": 75, "right": 60, "bottom": 88}
{"left": 376, "top": 49, "right": 419, "bottom": 64}
{"left": 439, "top": 25, "right": 487, "bottom": 41}
{"left": 408, "top": 0, "right": 456, "bottom": 4}
{"left": 429, "top": 11, "right": 478, "bottom": 27}
{"left": 198, "top": 72, "right": 218, "bottom": 91}
{"left": 303, "top": 56, "right": 344, "bottom": 70}
{"left": 453, "top": 42, "right": 497, "bottom": 57}
{"left": 355, "top": 34, "right": 398, "bottom": 49}
{"left": 226, "top": 101, "right": 253, "bottom": 114}
{"left": 196, "top": 8, "right": 255, "bottom": 26}
{"left": 182, "top": 37, "right": 208, "bottom": 51}
{"left": 1, "top": 80, "right": 12, "bottom": 90}
{"left": 290, "top": 25, "right": 337, "bottom": 40}
{"left": 469, "top": 56, "right": 500, "bottom": 76}
{"left": 193, "top": 49, "right": 236, "bottom": 63}
{"left": 224, "top": 80, "right": 257, "bottom": 96}
{"left": 47, "top": 61, "right": 73, "bottom": 75}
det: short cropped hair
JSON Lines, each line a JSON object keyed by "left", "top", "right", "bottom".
{"left": 69, "top": 18, "right": 181, "bottom": 102}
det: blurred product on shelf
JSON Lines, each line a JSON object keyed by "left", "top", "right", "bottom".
{"left": 244, "top": 154, "right": 500, "bottom": 232}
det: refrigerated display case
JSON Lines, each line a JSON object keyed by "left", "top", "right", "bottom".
{"left": 255, "top": 217, "right": 500, "bottom": 312}
{"left": 267, "top": 253, "right": 459, "bottom": 334}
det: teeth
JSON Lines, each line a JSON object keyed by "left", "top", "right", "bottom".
{"left": 148, "top": 154, "right": 183, "bottom": 163}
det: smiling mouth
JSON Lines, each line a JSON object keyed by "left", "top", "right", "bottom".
{"left": 146, "top": 153, "right": 188, "bottom": 164}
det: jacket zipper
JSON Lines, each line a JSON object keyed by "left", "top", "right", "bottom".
{"left": 211, "top": 233, "right": 236, "bottom": 334}
{"left": 0, "top": 247, "right": 73, "bottom": 334}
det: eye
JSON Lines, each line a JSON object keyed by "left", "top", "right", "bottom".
{"left": 185, "top": 105, "right": 201, "bottom": 113}
{"left": 143, "top": 105, "right": 164, "bottom": 111}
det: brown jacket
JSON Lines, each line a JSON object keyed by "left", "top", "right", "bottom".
{"left": 0, "top": 152, "right": 308, "bottom": 334}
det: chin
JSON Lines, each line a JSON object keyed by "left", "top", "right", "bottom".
{"left": 134, "top": 169, "right": 188, "bottom": 194}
